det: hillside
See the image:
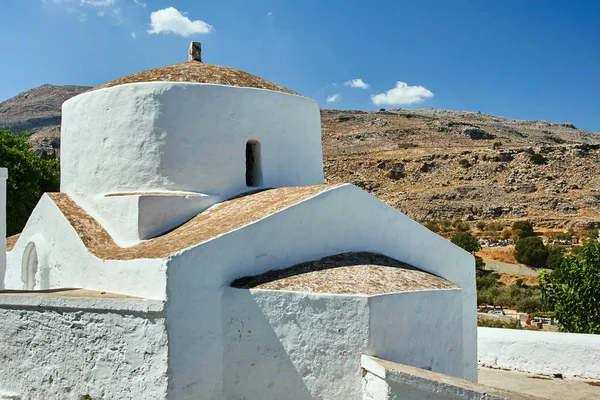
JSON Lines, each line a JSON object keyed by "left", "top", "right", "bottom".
{"left": 322, "top": 109, "right": 600, "bottom": 229}
{"left": 0, "top": 84, "right": 90, "bottom": 154}
{"left": 1, "top": 85, "right": 599, "bottom": 229}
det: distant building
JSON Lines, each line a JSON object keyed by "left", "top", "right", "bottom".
{"left": 0, "top": 43, "right": 476, "bottom": 399}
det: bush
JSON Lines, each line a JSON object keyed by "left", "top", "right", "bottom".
{"left": 500, "top": 228, "right": 513, "bottom": 240}
{"left": 458, "top": 158, "right": 471, "bottom": 168}
{"left": 451, "top": 232, "right": 481, "bottom": 253}
{"left": 476, "top": 221, "right": 486, "bottom": 232}
{"left": 485, "top": 222, "right": 504, "bottom": 232}
{"left": 0, "top": 128, "right": 60, "bottom": 235}
{"left": 492, "top": 141, "right": 503, "bottom": 150}
{"left": 514, "top": 236, "right": 548, "bottom": 267}
{"left": 545, "top": 244, "right": 566, "bottom": 270}
{"left": 539, "top": 241, "right": 600, "bottom": 334}
{"left": 477, "top": 316, "right": 522, "bottom": 330}
{"left": 424, "top": 220, "right": 440, "bottom": 233}
{"left": 530, "top": 153, "right": 548, "bottom": 165}
{"left": 511, "top": 220, "right": 535, "bottom": 239}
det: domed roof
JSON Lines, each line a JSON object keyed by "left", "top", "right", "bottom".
{"left": 90, "top": 42, "right": 299, "bottom": 95}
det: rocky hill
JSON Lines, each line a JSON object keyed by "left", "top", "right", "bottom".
{"left": 322, "top": 109, "right": 600, "bottom": 229}
{"left": 0, "top": 84, "right": 90, "bottom": 154}
{"left": 1, "top": 85, "right": 599, "bottom": 229}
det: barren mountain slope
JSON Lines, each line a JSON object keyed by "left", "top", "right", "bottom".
{"left": 0, "top": 84, "right": 91, "bottom": 154}
{"left": 322, "top": 109, "right": 600, "bottom": 229}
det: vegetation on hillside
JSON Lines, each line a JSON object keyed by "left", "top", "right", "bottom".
{"left": 0, "top": 128, "right": 60, "bottom": 236}
{"left": 539, "top": 241, "right": 600, "bottom": 334}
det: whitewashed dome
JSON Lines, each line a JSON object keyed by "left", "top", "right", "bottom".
{"left": 59, "top": 42, "right": 324, "bottom": 243}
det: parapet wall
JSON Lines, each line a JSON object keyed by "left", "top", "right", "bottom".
{"left": 0, "top": 293, "right": 168, "bottom": 400}
{"left": 361, "top": 355, "right": 540, "bottom": 400}
{"left": 478, "top": 327, "right": 600, "bottom": 379}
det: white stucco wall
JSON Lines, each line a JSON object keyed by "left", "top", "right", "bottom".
{"left": 361, "top": 356, "right": 536, "bottom": 400}
{"left": 220, "top": 288, "right": 463, "bottom": 400}
{"left": 4, "top": 194, "right": 167, "bottom": 299}
{"left": 478, "top": 327, "right": 600, "bottom": 379}
{"left": 0, "top": 168, "right": 6, "bottom": 290}
{"left": 165, "top": 183, "right": 477, "bottom": 399}
{"left": 0, "top": 295, "right": 167, "bottom": 399}
{"left": 60, "top": 82, "right": 323, "bottom": 242}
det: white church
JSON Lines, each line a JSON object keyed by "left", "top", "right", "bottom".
{"left": 0, "top": 43, "right": 496, "bottom": 400}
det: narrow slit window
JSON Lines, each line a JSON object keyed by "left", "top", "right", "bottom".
{"left": 245, "top": 140, "right": 262, "bottom": 187}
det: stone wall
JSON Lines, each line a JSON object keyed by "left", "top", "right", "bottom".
{"left": 0, "top": 294, "right": 168, "bottom": 400}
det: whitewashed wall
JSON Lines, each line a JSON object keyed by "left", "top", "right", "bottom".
{"left": 361, "top": 356, "right": 536, "bottom": 400}
{"left": 165, "top": 184, "right": 476, "bottom": 399}
{"left": 478, "top": 327, "right": 600, "bottom": 379}
{"left": 221, "top": 288, "right": 463, "bottom": 400}
{"left": 60, "top": 82, "right": 323, "bottom": 243}
{"left": 4, "top": 194, "right": 167, "bottom": 299}
{"left": 0, "top": 168, "right": 6, "bottom": 290}
{"left": 0, "top": 295, "right": 167, "bottom": 400}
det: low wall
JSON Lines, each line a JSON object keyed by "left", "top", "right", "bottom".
{"left": 478, "top": 327, "right": 600, "bottom": 379}
{"left": 0, "top": 293, "right": 168, "bottom": 399}
{"left": 361, "top": 355, "right": 539, "bottom": 400}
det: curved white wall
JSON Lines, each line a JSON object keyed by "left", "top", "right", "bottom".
{"left": 60, "top": 82, "right": 324, "bottom": 200}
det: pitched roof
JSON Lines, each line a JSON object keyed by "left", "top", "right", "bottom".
{"left": 231, "top": 252, "right": 458, "bottom": 295}
{"left": 90, "top": 62, "right": 300, "bottom": 95}
{"left": 48, "top": 185, "right": 335, "bottom": 260}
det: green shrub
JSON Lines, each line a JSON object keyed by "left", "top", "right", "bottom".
{"left": 545, "top": 244, "right": 566, "bottom": 270}
{"left": 511, "top": 220, "right": 535, "bottom": 239}
{"left": 0, "top": 128, "right": 60, "bottom": 235}
{"left": 477, "top": 316, "right": 522, "bottom": 330}
{"left": 452, "top": 232, "right": 481, "bottom": 253}
{"left": 476, "top": 221, "right": 487, "bottom": 232}
{"left": 492, "top": 141, "right": 503, "bottom": 150}
{"left": 514, "top": 236, "right": 548, "bottom": 267}
{"left": 539, "top": 241, "right": 600, "bottom": 334}
{"left": 424, "top": 220, "right": 440, "bottom": 233}
{"left": 530, "top": 153, "right": 548, "bottom": 165}
{"left": 458, "top": 158, "right": 471, "bottom": 168}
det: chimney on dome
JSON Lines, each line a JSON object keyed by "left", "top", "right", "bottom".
{"left": 188, "top": 41, "right": 202, "bottom": 62}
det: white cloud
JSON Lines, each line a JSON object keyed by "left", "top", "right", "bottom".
{"left": 97, "top": 10, "right": 104, "bottom": 16}
{"left": 131, "top": 32, "right": 136, "bottom": 38}
{"left": 327, "top": 94, "right": 341, "bottom": 103}
{"left": 371, "top": 81, "right": 434, "bottom": 106}
{"left": 344, "top": 78, "right": 370, "bottom": 89}
{"left": 133, "top": 0, "right": 146, "bottom": 7}
{"left": 80, "top": 0, "right": 114, "bottom": 6}
{"left": 267, "top": 11, "right": 273, "bottom": 16}
{"left": 148, "top": 7, "right": 214, "bottom": 37}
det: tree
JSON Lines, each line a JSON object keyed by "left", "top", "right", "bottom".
{"left": 514, "top": 236, "right": 548, "bottom": 267}
{"left": 545, "top": 244, "right": 566, "bottom": 270}
{"left": 511, "top": 220, "right": 535, "bottom": 239}
{"left": 0, "top": 128, "right": 60, "bottom": 236}
{"left": 539, "top": 241, "right": 600, "bottom": 334}
{"left": 452, "top": 232, "right": 481, "bottom": 253}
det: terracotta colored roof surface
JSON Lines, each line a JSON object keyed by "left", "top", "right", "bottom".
{"left": 231, "top": 252, "right": 458, "bottom": 295}
{"left": 48, "top": 185, "right": 334, "bottom": 260}
{"left": 90, "top": 61, "right": 300, "bottom": 95}
{"left": 6, "top": 234, "right": 19, "bottom": 251}
{"left": 0, "top": 288, "right": 138, "bottom": 299}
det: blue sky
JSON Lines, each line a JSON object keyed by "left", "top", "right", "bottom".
{"left": 1, "top": 1, "right": 600, "bottom": 131}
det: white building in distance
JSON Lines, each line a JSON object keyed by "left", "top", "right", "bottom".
{"left": 0, "top": 42, "right": 477, "bottom": 400}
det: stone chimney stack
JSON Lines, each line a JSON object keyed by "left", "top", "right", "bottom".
{"left": 188, "top": 41, "right": 202, "bottom": 62}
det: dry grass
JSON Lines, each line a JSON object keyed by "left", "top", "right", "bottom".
{"left": 48, "top": 185, "right": 335, "bottom": 260}
{"left": 232, "top": 252, "right": 458, "bottom": 295}
{"left": 477, "top": 246, "right": 519, "bottom": 264}
{"left": 498, "top": 273, "right": 539, "bottom": 286}
{"left": 90, "top": 61, "right": 300, "bottom": 95}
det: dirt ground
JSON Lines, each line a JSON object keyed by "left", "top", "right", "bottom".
{"left": 479, "top": 367, "right": 600, "bottom": 400}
